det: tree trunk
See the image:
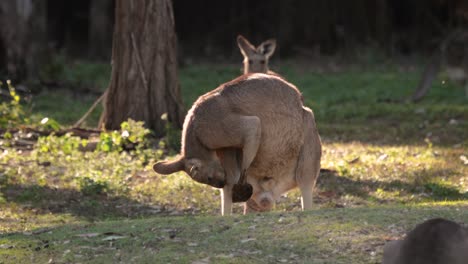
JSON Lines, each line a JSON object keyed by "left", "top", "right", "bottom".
{"left": 0, "top": 0, "right": 47, "bottom": 81}
{"left": 411, "top": 51, "right": 442, "bottom": 102}
{"left": 89, "top": 0, "right": 113, "bottom": 61}
{"left": 99, "top": 0, "right": 185, "bottom": 136}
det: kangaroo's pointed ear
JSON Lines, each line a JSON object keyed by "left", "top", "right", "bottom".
{"left": 237, "top": 35, "right": 256, "bottom": 57}
{"left": 153, "top": 156, "right": 185, "bottom": 175}
{"left": 185, "top": 158, "right": 202, "bottom": 178}
{"left": 258, "top": 39, "right": 276, "bottom": 58}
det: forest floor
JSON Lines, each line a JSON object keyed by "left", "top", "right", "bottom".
{"left": 0, "top": 59, "right": 467, "bottom": 263}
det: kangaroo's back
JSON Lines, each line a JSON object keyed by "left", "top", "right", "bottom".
{"left": 218, "top": 74, "right": 302, "bottom": 116}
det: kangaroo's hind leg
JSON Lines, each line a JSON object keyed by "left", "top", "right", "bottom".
{"left": 200, "top": 114, "right": 261, "bottom": 173}
{"left": 295, "top": 107, "right": 322, "bottom": 210}
{"left": 217, "top": 148, "right": 241, "bottom": 215}
{"left": 200, "top": 115, "right": 261, "bottom": 215}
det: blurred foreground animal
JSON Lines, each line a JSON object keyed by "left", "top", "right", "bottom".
{"left": 412, "top": 29, "right": 468, "bottom": 102}
{"left": 382, "top": 218, "right": 468, "bottom": 264}
{"left": 237, "top": 35, "right": 276, "bottom": 74}
{"left": 153, "top": 73, "right": 321, "bottom": 215}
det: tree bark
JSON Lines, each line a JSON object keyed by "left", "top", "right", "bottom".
{"left": 99, "top": 0, "right": 185, "bottom": 136}
{"left": 0, "top": 0, "right": 47, "bottom": 81}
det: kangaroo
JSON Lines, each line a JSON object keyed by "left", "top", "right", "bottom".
{"left": 153, "top": 73, "right": 321, "bottom": 215}
{"left": 382, "top": 218, "right": 468, "bottom": 264}
{"left": 237, "top": 35, "right": 277, "bottom": 74}
{"left": 411, "top": 29, "right": 468, "bottom": 102}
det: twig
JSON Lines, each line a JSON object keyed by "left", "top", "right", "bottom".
{"left": 0, "top": 127, "right": 101, "bottom": 139}
{"left": 73, "top": 91, "right": 107, "bottom": 128}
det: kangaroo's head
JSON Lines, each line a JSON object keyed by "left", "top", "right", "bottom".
{"left": 153, "top": 155, "right": 226, "bottom": 188}
{"left": 237, "top": 35, "right": 276, "bottom": 74}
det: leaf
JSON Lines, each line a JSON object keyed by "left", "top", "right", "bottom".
{"left": 0, "top": 244, "right": 14, "bottom": 249}
{"left": 199, "top": 228, "right": 210, "bottom": 233}
{"left": 75, "top": 233, "right": 100, "bottom": 238}
{"left": 216, "top": 254, "right": 235, "bottom": 259}
{"left": 191, "top": 257, "right": 210, "bottom": 264}
{"left": 240, "top": 238, "right": 256, "bottom": 243}
{"left": 102, "top": 235, "right": 127, "bottom": 241}
{"left": 377, "top": 153, "right": 388, "bottom": 161}
{"left": 460, "top": 155, "right": 468, "bottom": 165}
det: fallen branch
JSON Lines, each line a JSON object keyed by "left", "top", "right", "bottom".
{"left": 0, "top": 127, "right": 102, "bottom": 139}
{"left": 73, "top": 91, "right": 107, "bottom": 128}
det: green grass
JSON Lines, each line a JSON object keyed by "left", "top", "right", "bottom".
{"left": 0, "top": 60, "right": 467, "bottom": 263}
{"left": 31, "top": 90, "right": 103, "bottom": 127}
{"left": 0, "top": 204, "right": 467, "bottom": 263}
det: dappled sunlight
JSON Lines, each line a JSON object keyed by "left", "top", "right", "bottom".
{"left": 3, "top": 205, "right": 467, "bottom": 263}
{"left": 1, "top": 137, "right": 466, "bottom": 233}
{"left": 317, "top": 141, "right": 467, "bottom": 205}
{"left": 1, "top": 60, "right": 467, "bottom": 263}
{"left": 322, "top": 141, "right": 466, "bottom": 185}
{"left": 0, "top": 202, "right": 80, "bottom": 234}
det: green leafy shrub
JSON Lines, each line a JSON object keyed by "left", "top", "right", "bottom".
{"left": 120, "top": 119, "right": 151, "bottom": 147}
{"left": 161, "top": 113, "right": 181, "bottom": 152}
{"left": 0, "top": 81, "right": 62, "bottom": 131}
{"left": 97, "top": 130, "right": 123, "bottom": 152}
{"left": 424, "top": 182, "right": 466, "bottom": 200}
{"left": 78, "top": 177, "right": 109, "bottom": 196}
{"left": 97, "top": 119, "right": 151, "bottom": 152}
{"left": 38, "top": 117, "right": 61, "bottom": 131}
{"left": 36, "top": 133, "right": 87, "bottom": 155}
{"left": 0, "top": 81, "right": 28, "bottom": 129}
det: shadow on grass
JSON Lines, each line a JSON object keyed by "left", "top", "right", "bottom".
{"left": 317, "top": 169, "right": 468, "bottom": 204}
{"left": 1, "top": 171, "right": 465, "bottom": 224}
{"left": 318, "top": 119, "right": 468, "bottom": 147}
{"left": 1, "top": 183, "right": 176, "bottom": 221}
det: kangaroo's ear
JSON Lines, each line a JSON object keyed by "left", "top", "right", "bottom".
{"left": 258, "top": 39, "right": 276, "bottom": 58}
{"left": 153, "top": 156, "right": 185, "bottom": 175}
{"left": 237, "top": 35, "right": 256, "bottom": 58}
{"left": 185, "top": 158, "right": 203, "bottom": 178}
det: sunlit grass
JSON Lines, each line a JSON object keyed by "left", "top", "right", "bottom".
{"left": 1, "top": 61, "right": 467, "bottom": 263}
{"left": 1, "top": 204, "right": 467, "bottom": 263}
{"left": 1, "top": 140, "right": 466, "bottom": 232}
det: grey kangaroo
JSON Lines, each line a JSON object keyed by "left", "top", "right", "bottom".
{"left": 237, "top": 35, "right": 277, "bottom": 74}
{"left": 153, "top": 73, "right": 321, "bottom": 215}
{"left": 382, "top": 218, "right": 468, "bottom": 264}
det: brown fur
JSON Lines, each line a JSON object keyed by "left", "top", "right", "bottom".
{"left": 237, "top": 35, "right": 277, "bottom": 75}
{"left": 153, "top": 73, "right": 321, "bottom": 215}
{"left": 382, "top": 218, "right": 468, "bottom": 264}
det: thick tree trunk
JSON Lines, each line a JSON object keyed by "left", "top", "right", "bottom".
{"left": 0, "top": 0, "right": 47, "bottom": 81}
{"left": 89, "top": 0, "right": 113, "bottom": 60}
{"left": 99, "top": 0, "right": 184, "bottom": 135}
